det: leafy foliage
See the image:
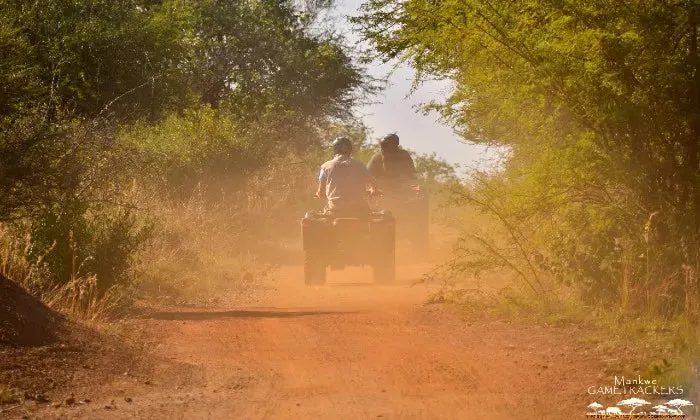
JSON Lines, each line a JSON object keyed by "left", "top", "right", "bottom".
{"left": 0, "top": 0, "right": 370, "bottom": 310}
{"left": 356, "top": 0, "right": 700, "bottom": 318}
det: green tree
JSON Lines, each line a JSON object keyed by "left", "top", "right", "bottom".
{"left": 355, "top": 0, "right": 700, "bottom": 316}
{"left": 1, "top": 0, "right": 194, "bottom": 120}
{"left": 1, "top": 0, "right": 369, "bottom": 219}
{"left": 0, "top": 0, "right": 371, "bottom": 297}
{"left": 190, "top": 0, "right": 370, "bottom": 153}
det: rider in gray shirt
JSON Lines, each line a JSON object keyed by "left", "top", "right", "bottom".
{"left": 316, "top": 137, "right": 378, "bottom": 215}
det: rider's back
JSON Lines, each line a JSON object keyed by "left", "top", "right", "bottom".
{"left": 368, "top": 149, "right": 415, "bottom": 185}
{"left": 320, "top": 155, "right": 369, "bottom": 209}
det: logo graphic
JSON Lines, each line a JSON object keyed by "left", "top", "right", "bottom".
{"left": 586, "top": 398, "right": 694, "bottom": 418}
{"left": 587, "top": 375, "right": 684, "bottom": 396}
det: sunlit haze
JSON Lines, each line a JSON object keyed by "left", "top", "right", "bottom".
{"left": 331, "top": 0, "right": 492, "bottom": 170}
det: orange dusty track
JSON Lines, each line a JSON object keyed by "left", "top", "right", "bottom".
{"left": 38, "top": 265, "right": 601, "bottom": 419}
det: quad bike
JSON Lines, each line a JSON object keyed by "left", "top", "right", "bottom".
{"left": 375, "top": 182, "right": 429, "bottom": 255}
{"left": 300, "top": 200, "right": 396, "bottom": 285}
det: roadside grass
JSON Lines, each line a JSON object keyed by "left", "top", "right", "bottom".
{"left": 0, "top": 224, "right": 128, "bottom": 323}
{"left": 135, "top": 250, "right": 270, "bottom": 305}
{"left": 428, "top": 274, "right": 700, "bottom": 407}
{"left": 429, "top": 194, "right": 700, "bottom": 406}
{"left": 0, "top": 201, "right": 267, "bottom": 321}
{"left": 128, "top": 179, "right": 284, "bottom": 305}
{"left": 0, "top": 170, "right": 293, "bottom": 320}
{"left": 42, "top": 276, "right": 132, "bottom": 322}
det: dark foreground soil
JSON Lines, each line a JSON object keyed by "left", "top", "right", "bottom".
{"left": 0, "top": 275, "right": 183, "bottom": 416}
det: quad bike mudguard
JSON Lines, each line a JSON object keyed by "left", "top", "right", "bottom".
{"left": 301, "top": 210, "right": 396, "bottom": 285}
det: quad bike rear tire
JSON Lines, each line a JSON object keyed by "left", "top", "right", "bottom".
{"left": 304, "top": 251, "right": 327, "bottom": 285}
{"left": 373, "top": 228, "right": 396, "bottom": 284}
{"left": 411, "top": 226, "right": 430, "bottom": 257}
{"left": 410, "top": 195, "right": 430, "bottom": 257}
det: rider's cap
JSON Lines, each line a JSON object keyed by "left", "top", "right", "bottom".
{"left": 380, "top": 134, "right": 400, "bottom": 151}
{"left": 332, "top": 136, "right": 352, "bottom": 155}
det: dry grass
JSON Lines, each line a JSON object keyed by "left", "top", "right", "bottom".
{"left": 126, "top": 181, "right": 268, "bottom": 301}
{"left": 0, "top": 226, "right": 50, "bottom": 292}
{"left": 434, "top": 185, "right": 700, "bottom": 348}
{"left": 0, "top": 384, "right": 18, "bottom": 404}
{"left": 0, "top": 224, "right": 128, "bottom": 322}
{"left": 0, "top": 158, "right": 313, "bottom": 317}
{"left": 428, "top": 199, "right": 700, "bottom": 399}
{"left": 125, "top": 159, "right": 311, "bottom": 302}
{"left": 42, "top": 275, "right": 130, "bottom": 322}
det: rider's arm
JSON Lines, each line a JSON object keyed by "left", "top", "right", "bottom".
{"left": 364, "top": 165, "right": 380, "bottom": 195}
{"left": 316, "top": 181, "right": 326, "bottom": 200}
{"left": 316, "top": 167, "right": 327, "bottom": 199}
{"left": 367, "top": 153, "right": 383, "bottom": 178}
{"left": 405, "top": 150, "right": 416, "bottom": 173}
{"left": 402, "top": 149, "right": 416, "bottom": 179}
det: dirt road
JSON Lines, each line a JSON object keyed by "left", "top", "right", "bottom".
{"left": 36, "top": 265, "right": 603, "bottom": 419}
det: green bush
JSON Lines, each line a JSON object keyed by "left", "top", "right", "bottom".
{"left": 120, "top": 108, "right": 268, "bottom": 196}
{"left": 0, "top": 0, "right": 371, "bottom": 319}
{"left": 27, "top": 201, "right": 152, "bottom": 294}
{"left": 357, "top": 0, "right": 700, "bottom": 321}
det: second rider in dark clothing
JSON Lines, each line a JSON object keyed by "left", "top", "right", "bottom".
{"left": 367, "top": 134, "right": 416, "bottom": 187}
